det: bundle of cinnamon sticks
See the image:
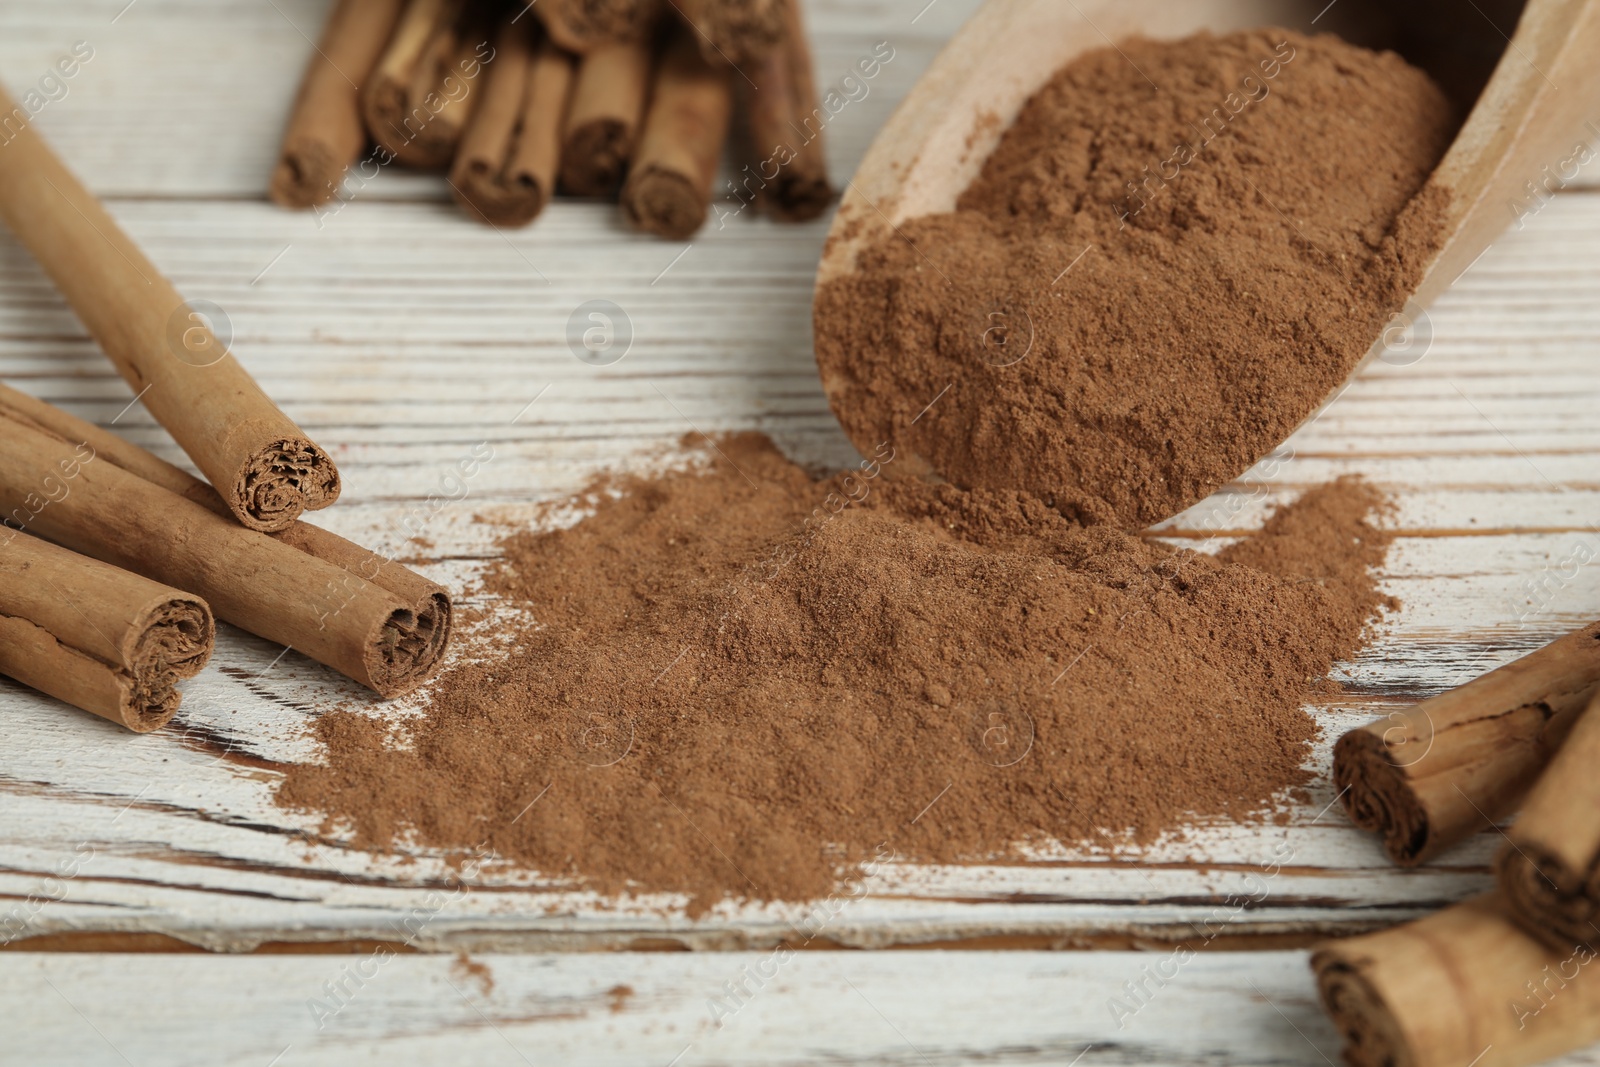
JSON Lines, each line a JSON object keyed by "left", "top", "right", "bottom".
{"left": 0, "top": 84, "right": 452, "bottom": 731}
{"left": 271, "top": 0, "right": 832, "bottom": 237}
{"left": 1313, "top": 622, "right": 1600, "bottom": 1065}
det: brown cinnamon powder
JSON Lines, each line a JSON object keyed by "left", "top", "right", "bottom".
{"left": 278, "top": 434, "right": 1395, "bottom": 908}
{"left": 274, "top": 26, "right": 1432, "bottom": 909}
{"left": 814, "top": 28, "right": 1453, "bottom": 528}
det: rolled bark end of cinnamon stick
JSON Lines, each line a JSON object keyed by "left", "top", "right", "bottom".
{"left": 270, "top": 145, "right": 343, "bottom": 211}
{"left": 450, "top": 20, "right": 574, "bottom": 227}
{"left": 1499, "top": 843, "right": 1598, "bottom": 953}
{"left": 363, "top": 75, "right": 413, "bottom": 158}
{"left": 0, "top": 530, "right": 213, "bottom": 731}
{"left": 363, "top": 0, "right": 483, "bottom": 170}
{"left": 1311, "top": 958, "right": 1410, "bottom": 1067}
{"left": 364, "top": 590, "right": 453, "bottom": 697}
{"left": 412, "top": 11, "right": 495, "bottom": 170}
{"left": 1331, "top": 728, "right": 1433, "bottom": 865}
{"left": 624, "top": 168, "right": 708, "bottom": 238}
{"left": 561, "top": 120, "right": 632, "bottom": 196}
{"left": 235, "top": 437, "right": 342, "bottom": 533}
{"left": 536, "top": 0, "right": 661, "bottom": 53}
{"left": 621, "top": 30, "right": 732, "bottom": 239}
{"left": 451, "top": 15, "right": 536, "bottom": 224}
{"left": 454, "top": 162, "right": 545, "bottom": 227}
{"left": 115, "top": 596, "right": 213, "bottom": 729}
{"left": 270, "top": 0, "right": 407, "bottom": 209}
{"left": 770, "top": 170, "right": 832, "bottom": 222}
{"left": 1312, "top": 893, "right": 1600, "bottom": 1067}
{"left": 1498, "top": 689, "right": 1600, "bottom": 951}
{"left": 360, "top": 0, "right": 436, "bottom": 157}
{"left": 389, "top": 37, "right": 467, "bottom": 170}
{"left": 560, "top": 40, "right": 654, "bottom": 197}
{"left": 1333, "top": 621, "right": 1600, "bottom": 866}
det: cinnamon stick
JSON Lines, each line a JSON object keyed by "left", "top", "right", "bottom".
{"left": 450, "top": 19, "right": 575, "bottom": 226}
{"left": 0, "top": 84, "right": 341, "bottom": 534}
{"left": 1333, "top": 622, "right": 1600, "bottom": 865}
{"left": 1499, "top": 689, "right": 1600, "bottom": 951}
{"left": 673, "top": 0, "right": 783, "bottom": 67}
{"left": 426, "top": 6, "right": 496, "bottom": 165}
{"left": 363, "top": 0, "right": 487, "bottom": 168}
{"left": 0, "top": 528, "right": 212, "bottom": 732}
{"left": 270, "top": 0, "right": 407, "bottom": 207}
{"left": 621, "top": 27, "right": 732, "bottom": 239}
{"left": 534, "top": 0, "right": 660, "bottom": 53}
{"left": 1312, "top": 892, "right": 1600, "bottom": 1067}
{"left": 0, "top": 410, "right": 450, "bottom": 698}
{"left": 559, "top": 39, "right": 654, "bottom": 197}
{"left": 742, "top": 0, "right": 830, "bottom": 221}
{"left": 0, "top": 383, "right": 447, "bottom": 618}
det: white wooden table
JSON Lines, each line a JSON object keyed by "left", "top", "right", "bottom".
{"left": 3, "top": 1, "right": 1600, "bottom": 1062}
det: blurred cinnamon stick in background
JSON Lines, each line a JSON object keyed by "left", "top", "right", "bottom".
{"left": 535, "top": 0, "right": 660, "bottom": 53}
{"left": 267, "top": 0, "right": 831, "bottom": 237}
{"left": 364, "top": 0, "right": 487, "bottom": 168}
{"left": 271, "top": 0, "right": 406, "bottom": 207}
{"left": 0, "top": 84, "right": 341, "bottom": 534}
{"left": 1334, "top": 621, "right": 1600, "bottom": 865}
{"left": 560, "top": 39, "right": 654, "bottom": 197}
{"left": 0, "top": 528, "right": 212, "bottom": 732}
{"left": 451, "top": 13, "right": 537, "bottom": 222}
{"left": 744, "top": 0, "right": 830, "bottom": 221}
{"left": 622, "top": 26, "right": 732, "bottom": 238}
{"left": 675, "top": 0, "right": 783, "bottom": 66}
{"left": 424, "top": 3, "right": 496, "bottom": 165}
{"left": 1498, "top": 688, "right": 1600, "bottom": 951}
{"left": 451, "top": 18, "right": 575, "bottom": 225}
{"left": 0, "top": 394, "right": 450, "bottom": 698}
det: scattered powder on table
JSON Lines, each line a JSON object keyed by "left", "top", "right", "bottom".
{"left": 277, "top": 434, "right": 1395, "bottom": 910}
{"left": 451, "top": 951, "right": 494, "bottom": 996}
{"left": 814, "top": 28, "right": 1454, "bottom": 528}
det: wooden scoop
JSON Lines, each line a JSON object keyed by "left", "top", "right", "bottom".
{"left": 814, "top": 0, "right": 1600, "bottom": 512}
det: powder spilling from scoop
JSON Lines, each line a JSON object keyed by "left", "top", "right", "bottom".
{"left": 278, "top": 434, "right": 1395, "bottom": 909}
{"left": 814, "top": 28, "right": 1454, "bottom": 528}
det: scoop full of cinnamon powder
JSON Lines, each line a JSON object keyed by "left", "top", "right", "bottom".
{"left": 278, "top": 434, "right": 1396, "bottom": 911}
{"left": 814, "top": 28, "right": 1454, "bottom": 528}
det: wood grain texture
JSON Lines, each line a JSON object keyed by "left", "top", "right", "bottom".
{"left": 7, "top": 949, "right": 1600, "bottom": 1067}
{"left": 4, "top": 0, "right": 1600, "bottom": 959}
{"left": 0, "top": 951, "right": 1321, "bottom": 1066}
{"left": 0, "top": 951, "right": 1469, "bottom": 1067}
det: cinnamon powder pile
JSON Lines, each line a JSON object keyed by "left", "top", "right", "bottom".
{"left": 278, "top": 434, "right": 1395, "bottom": 907}
{"left": 814, "top": 28, "right": 1454, "bottom": 528}
{"left": 275, "top": 27, "right": 1433, "bottom": 908}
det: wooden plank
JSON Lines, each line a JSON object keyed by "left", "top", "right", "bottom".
{"left": 0, "top": 950, "right": 1411, "bottom": 1067}
{"left": 4, "top": 950, "right": 1598, "bottom": 1067}
{"left": 4, "top": 0, "right": 1600, "bottom": 950}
